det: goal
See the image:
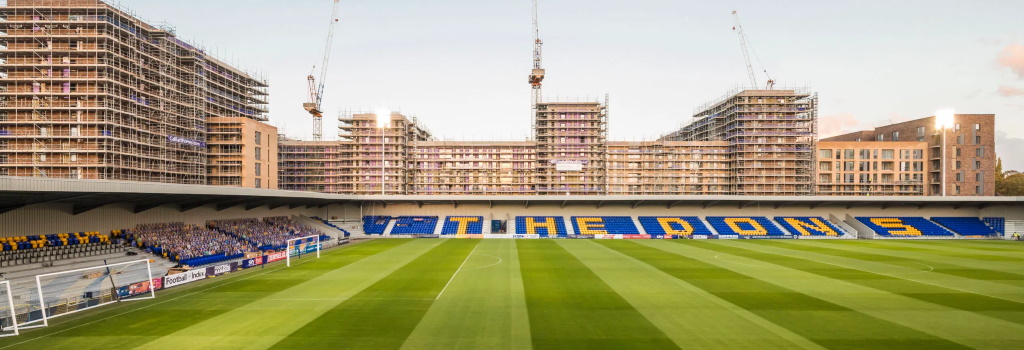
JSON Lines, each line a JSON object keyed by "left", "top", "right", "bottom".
{"left": 286, "top": 235, "right": 321, "bottom": 267}
{"left": 25, "top": 259, "right": 155, "bottom": 328}
{"left": 0, "top": 281, "right": 17, "bottom": 337}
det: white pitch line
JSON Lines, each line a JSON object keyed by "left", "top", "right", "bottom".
{"left": 462, "top": 254, "right": 503, "bottom": 271}
{"left": 435, "top": 241, "right": 481, "bottom": 300}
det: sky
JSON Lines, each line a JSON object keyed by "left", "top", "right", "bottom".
{"left": 119, "top": 0, "right": 1024, "bottom": 168}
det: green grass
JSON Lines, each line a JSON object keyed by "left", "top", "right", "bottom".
{"left": 3, "top": 239, "right": 1024, "bottom": 349}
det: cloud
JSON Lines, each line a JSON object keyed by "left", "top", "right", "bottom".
{"left": 819, "top": 113, "right": 861, "bottom": 138}
{"left": 996, "top": 131, "right": 1024, "bottom": 171}
{"left": 998, "top": 44, "right": 1024, "bottom": 79}
{"left": 998, "top": 85, "right": 1024, "bottom": 98}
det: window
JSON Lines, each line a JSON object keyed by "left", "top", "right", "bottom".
{"left": 255, "top": 131, "right": 262, "bottom": 145}
{"left": 255, "top": 163, "right": 261, "bottom": 176}
{"left": 844, "top": 149, "right": 854, "bottom": 159}
{"left": 859, "top": 161, "right": 870, "bottom": 171}
{"left": 70, "top": 154, "right": 77, "bottom": 162}
{"left": 957, "top": 135, "right": 963, "bottom": 145}
{"left": 900, "top": 161, "right": 910, "bottom": 171}
{"left": 844, "top": 161, "right": 855, "bottom": 171}
{"left": 913, "top": 161, "right": 923, "bottom": 172}
{"left": 913, "top": 149, "right": 923, "bottom": 159}
{"left": 877, "top": 134, "right": 885, "bottom": 141}
{"left": 976, "top": 186, "right": 982, "bottom": 194}
{"left": 819, "top": 162, "right": 832, "bottom": 171}
{"left": 955, "top": 123, "right": 961, "bottom": 132}
{"left": 881, "top": 149, "right": 894, "bottom": 159}
{"left": 955, "top": 185, "right": 961, "bottom": 195}
{"left": 975, "top": 135, "right": 981, "bottom": 144}
{"left": 819, "top": 149, "right": 832, "bottom": 159}
{"left": 955, "top": 147, "right": 961, "bottom": 157}
{"left": 955, "top": 161, "right": 961, "bottom": 169}
{"left": 916, "top": 126, "right": 925, "bottom": 141}
{"left": 974, "top": 161, "right": 981, "bottom": 170}
{"left": 974, "top": 123, "right": 980, "bottom": 131}
{"left": 881, "top": 162, "right": 894, "bottom": 171}
{"left": 976, "top": 147, "right": 983, "bottom": 157}
{"left": 892, "top": 131, "right": 899, "bottom": 141}
{"left": 255, "top": 147, "right": 261, "bottom": 160}
{"left": 255, "top": 178, "right": 261, "bottom": 189}
{"left": 860, "top": 149, "right": 870, "bottom": 159}
{"left": 956, "top": 172, "right": 963, "bottom": 182}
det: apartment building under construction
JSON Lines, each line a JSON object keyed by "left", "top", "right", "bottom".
{"left": 661, "top": 89, "right": 818, "bottom": 195}
{"left": 0, "top": 0, "right": 272, "bottom": 187}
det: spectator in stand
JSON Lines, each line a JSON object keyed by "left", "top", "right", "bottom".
{"left": 209, "top": 217, "right": 325, "bottom": 251}
{"left": 123, "top": 222, "right": 255, "bottom": 265}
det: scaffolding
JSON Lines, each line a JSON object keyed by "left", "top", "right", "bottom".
{"left": 0, "top": 0, "right": 269, "bottom": 185}
{"left": 663, "top": 88, "right": 817, "bottom": 195}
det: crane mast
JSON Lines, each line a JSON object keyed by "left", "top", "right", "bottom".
{"left": 528, "top": 0, "right": 545, "bottom": 139}
{"left": 304, "top": 0, "right": 341, "bottom": 141}
{"left": 731, "top": 10, "right": 757, "bottom": 89}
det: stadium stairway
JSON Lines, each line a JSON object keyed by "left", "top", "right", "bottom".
{"left": 632, "top": 217, "right": 648, "bottom": 235}
{"left": 383, "top": 219, "right": 398, "bottom": 236}
{"left": 433, "top": 216, "right": 447, "bottom": 235}
{"left": 292, "top": 215, "right": 344, "bottom": 240}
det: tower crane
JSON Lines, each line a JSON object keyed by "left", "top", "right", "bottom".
{"left": 731, "top": 10, "right": 774, "bottom": 89}
{"left": 528, "top": 0, "right": 545, "bottom": 139}
{"left": 303, "top": 0, "right": 341, "bottom": 141}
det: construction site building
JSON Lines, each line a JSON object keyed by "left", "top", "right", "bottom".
{"left": 815, "top": 141, "right": 927, "bottom": 196}
{"left": 822, "top": 114, "right": 996, "bottom": 196}
{"left": 336, "top": 111, "right": 431, "bottom": 195}
{"left": 409, "top": 141, "right": 536, "bottom": 195}
{"left": 208, "top": 117, "right": 276, "bottom": 189}
{"left": 662, "top": 89, "right": 817, "bottom": 195}
{"left": 0, "top": 0, "right": 270, "bottom": 186}
{"left": 278, "top": 138, "right": 341, "bottom": 193}
{"left": 606, "top": 140, "right": 732, "bottom": 195}
{"left": 534, "top": 99, "right": 607, "bottom": 195}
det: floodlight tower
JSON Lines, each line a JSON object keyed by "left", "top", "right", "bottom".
{"left": 529, "top": 0, "right": 545, "bottom": 139}
{"left": 935, "top": 108, "right": 955, "bottom": 196}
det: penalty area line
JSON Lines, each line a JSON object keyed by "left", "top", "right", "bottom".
{"left": 435, "top": 241, "right": 481, "bottom": 300}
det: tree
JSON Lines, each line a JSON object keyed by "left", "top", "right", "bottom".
{"left": 995, "top": 157, "right": 1024, "bottom": 196}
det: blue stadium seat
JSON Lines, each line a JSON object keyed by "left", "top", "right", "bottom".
{"left": 983, "top": 217, "right": 1005, "bottom": 234}
{"left": 774, "top": 217, "right": 844, "bottom": 236}
{"left": 390, "top": 216, "right": 439, "bottom": 234}
{"left": 570, "top": 216, "right": 639, "bottom": 234}
{"left": 441, "top": 216, "right": 484, "bottom": 234}
{"left": 931, "top": 217, "right": 997, "bottom": 237}
{"left": 362, "top": 216, "right": 391, "bottom": 235}
{"left": 706, "top": 216, "right": 786, "bottom": 236}
{"left": 638, "top": 216, "right": 713, "bottom": 236}
{"left": 855, "top": 217, "right": 954, "bottom": 237}
{"left": 515, "top": 216, "right": 566, "bottom": 235}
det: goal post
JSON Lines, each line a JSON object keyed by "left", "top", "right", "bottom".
{"left": 0, "top": 281, "right": 17, "bottom": 337}
{"left": 286, "top": 235, "right": 321, "bottom": 267}
{"left": 28, "top": 259, "right": 155, "bottom": 328}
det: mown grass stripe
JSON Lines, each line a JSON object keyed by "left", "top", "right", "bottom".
{"left": 270, "top": 239, "right": 479, "bottom": 350}
{"left": 813, "top": 240, "right": 1024, "bottom": 262}
{"left": 704, "top": 240, "right": 1024, "bottom": 325}
{"left": 517, "top": 240, "right": 678, "bottom": 350}
{"left": 611, "top": 240, "right": 967, "bottom": 349}
{"left": 0, "top": 239, "right": 409, "bottom": 350}
{"left": 770, "top": 240, "right": 1024, "bottom": 299}
{"left": 400, "top": 239, "right": 532, "bottom": 350}
{"left": 560, "top": 240, "right": 822, "bottom": 350}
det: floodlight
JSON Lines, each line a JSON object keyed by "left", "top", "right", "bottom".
{"left": 935, "top": 108, "right": 955, "bottom": 129}
{"left": 376, "top": 110, "right": 391, "bottom": 128}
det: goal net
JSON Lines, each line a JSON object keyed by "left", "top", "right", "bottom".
{"left": 24, "top": 259, "right": 155, "bottom": 328}
{"left": 286, "top": 235, "right": 321, "bottom": 267}
{"left": 0, "top": 281, "right": 17, "bottom": 337}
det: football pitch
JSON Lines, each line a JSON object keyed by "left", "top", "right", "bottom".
{"left": 3, "top": 238, "right": 1024, "bottom": 349}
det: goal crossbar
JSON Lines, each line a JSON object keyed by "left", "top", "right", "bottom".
{"left": 286, "top": 235, "right": 321, "bottom": 267}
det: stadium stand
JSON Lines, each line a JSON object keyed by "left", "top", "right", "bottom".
{"left": 706, "top": 216, "right": 787, "bottom": 236}
{"left": 515, "top": 216, "right": 567, "bottom": 235}
{"left": 570, "top": 216, "right": 639, "bottom": 234}
{"left": 209, "top": 217, "right": 328, "bottom": 252}
{"left": 362, "top": 216, "right": 391, "bottom": 235}
{"left": 983, "top": 217, "right": 1005, "bottom": 234}
{"left": 638, "top": 216, "right": 714, "bottom": 236}
{"left": 931, "top": 217, "right": 998, "bottom": 237}
{"left": 389, "top": 216, "right": 439, "bottom": 234}
{"left": 855, "top": 217, "right": 955, "bottom": 237}
{"left": 124, "top": 222, "right": 252, "bottom": 267}
{"left": 440, "top": 216, "right": 484, "bottom": 234}
{"left": 774, "top": 217, "right": 845, "bottom": 236}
